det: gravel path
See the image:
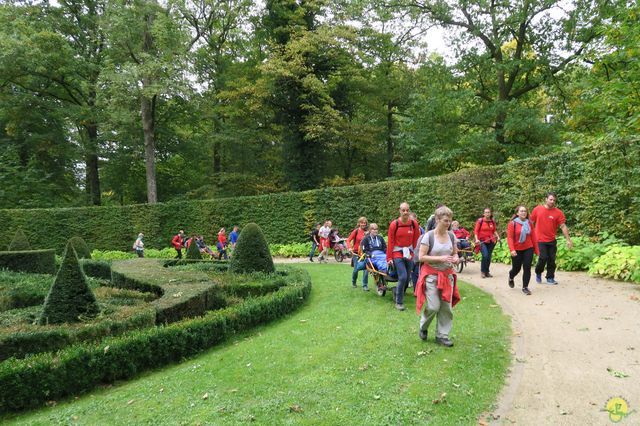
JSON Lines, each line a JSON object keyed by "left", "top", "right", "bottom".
{"left": 274, "top": 257, "right": 640, "bottom": 425}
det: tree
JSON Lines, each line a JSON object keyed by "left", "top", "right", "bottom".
{"left": 396, "top": 0, "right": 605, "bottom": 155}
{"left": 0, "top": 1, "right": 107, "bottom": 205}
{"left": 103, "top": 0, "right": 189, "bottom": 203}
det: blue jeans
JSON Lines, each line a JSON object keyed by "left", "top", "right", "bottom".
{"left": 480, "top": 242, "right": 496, "bottom": 274}
{"left": 352, "top": 259, "right": 369, "bottom": 286}
{"left": 393, "top": 258, "right": 414, "bottom": 305}
{"left": 309, "top": 241, "right": 318, "bottom": 259}
{"left": 411, "top": 262, "right": 420, "bottom": 287}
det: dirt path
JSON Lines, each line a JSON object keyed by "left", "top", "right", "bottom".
{"left": 274, "top": 257, "right": 640, "bottom": 425}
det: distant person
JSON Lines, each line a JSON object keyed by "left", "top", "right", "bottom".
{"left": 309, "top": 223, "right": 321, "bottom": 262}
{"left": 133, "top": 233, "right": 145, "bottom": 258}
{"left": 424, "top": 203, "right": 444, "bottom": 232}
{"left": 474, "top": 208, "right": 500, "bottom": 278}
{"left": 172, "top": 230, "right": 185, "bottom": 259}
{"left": 387, "top": 202, "right": 421, "bottom": 311}
{"left": 530, "top": 192, "right": 573, "bottom": 285}
{"left": 217, "top": 228, "right": 228, "bottom": 260}
{"left": 347, "top": 217, "right": 369, "bottom": 289}
{"left": 415, "top": 206, "right": 460, "bottom": 347}
{"left": 229, "top": 226, "right": 239, "bottom": 249}
{"left": 451, "top": 221, "right": 473, "bottom": 261}
{"left": 317, "top": 220, "right": 332, "bottom": 263}
{"left": 507, "top": 205, "right": 539, "bottom": 295}
{"left": 360, "top": 223, "right": 387, "bottom": 274}
{"left": 409, "top": 212, "right": 425, "bottom": 288}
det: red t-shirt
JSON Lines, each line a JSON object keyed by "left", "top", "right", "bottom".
{"left": 386, "top": 218, "right": 420, "bottom": 261}
{"left": 347, "top": 227, "right": 366, "bottom": 254}
{"left": 474, "top": 218, "right": 497, "bottom": 243}
{"left": 530, "top": 205, "right": 566, "bottom": 243}
{"left": 507, "top": 220, "right": 539, "bottom": 254}
{"left": 218, "top": 233, "right": 227, "bottom": 245}
{"left": 453, "top": 227, "right": 470, "bottom": 240}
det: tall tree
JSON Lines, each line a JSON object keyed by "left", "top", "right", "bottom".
{"left": 0, "top": 0, "right": 106, "bottom": 204}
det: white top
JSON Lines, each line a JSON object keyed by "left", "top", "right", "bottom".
{"left": 421, "top": 232, "right": 453, "bottom": 271}
{"left": 318, "top": 226, "right": 331, "bottom": 239}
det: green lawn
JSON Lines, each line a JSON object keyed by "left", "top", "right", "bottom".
{"left": 4, "top": 263, "right": 510, "bottom": 425}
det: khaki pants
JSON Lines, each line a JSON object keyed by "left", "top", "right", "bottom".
{"left": 419, "top": 274, "right": 454, "bottom": 338}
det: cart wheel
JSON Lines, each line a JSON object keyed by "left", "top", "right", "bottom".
{"left": 455, "top": 258, "right": 465, "bottom": 273}
{"left": 335, "top": 250, "right": 344, "bottom": 262}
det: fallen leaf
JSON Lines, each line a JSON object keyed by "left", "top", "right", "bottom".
{"left": 432, "top": 392, "right": 447, "bottom": 404}
{"left": 103, "top": 345, "right": 110, "bottom": 354}
{"left": 606, "top": 367, "right": 629, "bottom": 378}
{"left": 453, "top": 383, "right": 460, "bottom": 388}
{"left": 417, "top": 351, "right": 427, "bottom": 356}
{"left": 246, "top": 363, "right": 251, "bottom": 367}
{"left": 202, "top": 393, "right": 209, "bottom": 400}
{"left": 172, "top": 292, "right": 183, "bottom": 298}
{"left": 229, "top": 388, "right": 238, "bottom": 393}
{"left": 489, "top": 304, "right": 498, "bottom": 308}
{"left": 630, "top": 295, "right": 639, "bottom": 301}
{"left": 159, "top": 388, "right": 164, "bottom": 393}
{"left": 289, "top": 404, "right": 303, "bottom": 413}
{"left": 127, "top": 399, "right": 135, "bottom": 405}
{"left": 358, "top": 363, "right": 369, "bottom": 371}
{"left": 373, "top": 395, "right": 381, "bottom": 400}
{"left": 299, "top": 319, "right": 308, "bottom": 323}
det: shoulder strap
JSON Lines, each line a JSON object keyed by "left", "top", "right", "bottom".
{"left": 426, "top": 230, "right": 456, "bottom": 255}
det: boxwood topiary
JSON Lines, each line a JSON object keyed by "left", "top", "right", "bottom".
{"left": 229, "top": 223, "right": 275, "bottom": 274}
{"left": 68, "top": 236, "right": 91, "bottom": 259}
{"left": 185, "top": 237, "right": 202, "bottom": 260}
{"left": 38, "top": 243, "right": 100, "bottom": 325}
{"left": 7, "top": 229, "right": 30, "bottom": 251}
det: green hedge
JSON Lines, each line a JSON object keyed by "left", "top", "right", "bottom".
{"left": 0, "top": 267, "right": 311, "bottom": 412}
{"left": 0, "top": 250, "right": 56, "bottom": 275}
{"left": 0, "top": 138, "right": 637, "bottom": 252}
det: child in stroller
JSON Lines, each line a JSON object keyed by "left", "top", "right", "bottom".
{"left": 360, "top": 223, "right": 397, "bottom": 296}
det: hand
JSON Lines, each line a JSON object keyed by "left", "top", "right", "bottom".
{"left": 450, "top": 256, "right": 460, "bottom": 264}
{"left": 567, "top": 240, "right": 573, "bottom": 250}
{"left": 510, "top": 250, "right": 517, "bottom": 256}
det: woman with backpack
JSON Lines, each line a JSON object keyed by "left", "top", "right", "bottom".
{"left": 474, "top": 207, "right": 500, "bottom": 278}
{"left": 507, "top": 205, "right": 539, "bottom": 295}
{"left": 415, "top": 206, "right": 460, "bottom": 347}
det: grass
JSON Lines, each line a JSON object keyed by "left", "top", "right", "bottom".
{"left": 3, "top": 263, "right": 511, "bottom": 425}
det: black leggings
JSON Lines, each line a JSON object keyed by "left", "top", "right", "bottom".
{"left": 510, "top": 247, "right": 534, "bottom": 288}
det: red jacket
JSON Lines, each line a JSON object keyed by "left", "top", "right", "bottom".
{"left": 507, "top": 220, "right": 539, "bottom": 255}
{"left": 453, "top": 227, "right": 470, "bottom": 240}
{"left": 347, "top": 227, "right": 366, "bottom": 254}
{"left": 218, "top": 232, "right": 227, "bottom": 245}
{"left": 415, "top": 263, "right": 460, "bottom": 314}
{"left": 474, "top": 218, "right": 498, "bottom": 244}
{"left": 386, "top": 218, "right": 420, "bottom": 261}
{"left": 171, "top": 234, "right": 183, "bottom": 249}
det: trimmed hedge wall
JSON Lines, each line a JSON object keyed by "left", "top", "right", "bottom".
{"left": 0, "top": 250, "right": 56, "bottom": 275}
{"left": 0, "top": 139, "right": 638, "bottom": 251}
{"left": 0, "top": 267, "right": 311, "bottom": 412}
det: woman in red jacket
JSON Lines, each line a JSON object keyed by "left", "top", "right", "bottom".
{"left": 474, "top": 208, "right": 500, "bottom": 278}
{"left": 507, "top": 205, "right": 539, "bottom": 295}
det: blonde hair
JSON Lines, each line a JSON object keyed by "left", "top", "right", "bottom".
{"left": 435, "top": 206, "right": 453, "bottom": 221}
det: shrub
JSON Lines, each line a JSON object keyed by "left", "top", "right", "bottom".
{"left": 38, "top": 243, "right": 100, "bottom": 325}
{"left": 588, "top": 245, "right": 640, "bottom": 283}
{"left": 79, "top": 259, "right": 112, "bottom": 280}
{"left": 0, "top": 271, "right": 53, "bottom": 312}
{"left": 230, "top": 223, "right": 275, "bottom": 274}
{"left": 0, "top": 250, "right": 56, "bottom": 275}
{"left": 7, "top": 229, "right": 30, "bottom": 251}
{"left": 185, "top": 238, "right": 202, "bottom": 260}
{"left": 68, "top": 236, "right": 91, "bottom": 259}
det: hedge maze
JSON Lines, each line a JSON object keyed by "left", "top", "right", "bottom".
{"left": 0, "top": 239, "right": 311, "bottom": 413}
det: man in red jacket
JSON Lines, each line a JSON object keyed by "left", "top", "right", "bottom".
{"left": 387, "top": 202, "right": 421, "bottom": 311}
{"left": 172, "top": 230, "right": 185, "bottom": 259}
{"left": 530, "top": 192, "right": 573, "bottom": 285}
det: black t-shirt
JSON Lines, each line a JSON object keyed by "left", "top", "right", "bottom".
{"left": 310, "top": 229, "right": 320, "bottom": 242}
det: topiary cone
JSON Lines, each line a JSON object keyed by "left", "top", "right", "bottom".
{"left": 68, "top": 236, "right": 91, "bottom": 259}
{"left": 229, "top": 223, "right": 275, "bottom": 274}
{"left": 186, "top": 237, "right": 202, "bottom": 260}
{"left": 38, "top": 242, "right": 100, "bottom": 325}
{"left": 8, "top": 229, "right": 31, "bottom": 251}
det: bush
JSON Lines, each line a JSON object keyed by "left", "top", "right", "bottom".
{"left": 0, "top": 271, "right": 52, "bottom": 312}
{"left": 7, "top": 229, "right": 30, "bottom": 251}
{"left": 230, "top": 223, "right": 275, "bottom": 274}
{"left": 68, "top": 236, "right": 91, "bottom": 259}
{"left": 79, "top": 259, "right": 112, "bottom": 280}
{"left": 589, "top": 245, "right": 640, "bottom": 283}
{"left": 0, "top": 250, "right": 56, "bottom": 275}
{"left": 38, "top": 243, "right": 100, "bottom": 325}
{"left": 0, "top": 267, "right": 311, "bottom": 412}
{"left": 185, "top": 238, "right": 202, "bottom": 260}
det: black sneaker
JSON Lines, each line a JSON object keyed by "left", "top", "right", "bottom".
{"left": 508, "top": 278, "right": 515, "bottom": 288}
{"left": 352, "top": 283, "right": 357, "bottom": 288}
{"left": 435, "top": 337, "right": 454, "bottom": 347}
{"left": 419, "top": 329, "right": 428, "bottom": 341}
{"left": 522, "top": 287, "right": 531, "bottom": 295}
{"left": 309, "top": 258, "right": 314, "bottom": 262}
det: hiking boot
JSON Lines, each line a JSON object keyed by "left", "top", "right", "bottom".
{"left": 546, "top": 278, "right": 558, "bottom": 285}
{"left": 508, "top": 277, "right": 515, "bottom": 288}
{"left": 309, "top": 257, "right": 314, "bottom": 262}
{"left": 363, "top": 286, "right": 369, "bottom": 292}
{"left": 481, "top": 272, "right": 487, "bottom": 278}
{"left": 486, "top": 272, "right": 493, "bottom": 278}
{"left": 522, "top": 287, "right": 532, "bottom": 295}
{"left": 435, "top": 337, "right": 454, "bottom": 347}
{"left": 419, "top": 329, "right": 428, "bottom": 341}
{"left": 535, "top": 274, "right": 542, "bottom": 283}
{"left": 352, "top": 283, "right": 357, "bottom": 288}
{"left": 395, "top": 303, "right": 405, "bottom": 311}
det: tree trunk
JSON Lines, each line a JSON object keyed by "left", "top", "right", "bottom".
{"left": 141, "top": 92, "right": 157, "bottom": 204}
{"left": 386, "top": 102, "right": 394, "bottom": 177}
{"left": 85, "top": 123, "right": 101, "bottom": 205}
